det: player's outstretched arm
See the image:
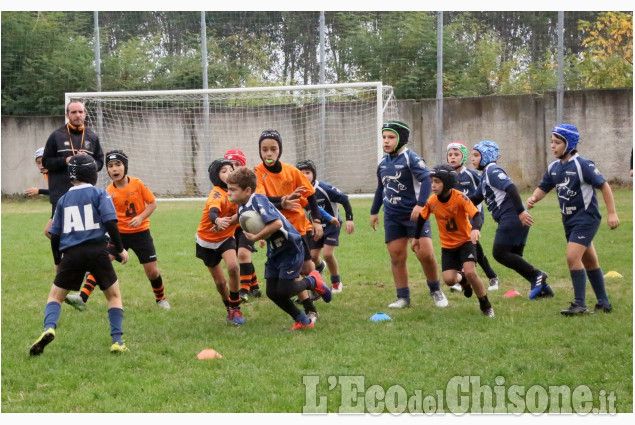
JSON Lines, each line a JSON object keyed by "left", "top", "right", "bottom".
{"left": 600, "top": 182, "right": 620, "bottom": 229}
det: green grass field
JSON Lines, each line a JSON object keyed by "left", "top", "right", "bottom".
{"left": 1, "top": 190, "right": 632, "bottom": 413}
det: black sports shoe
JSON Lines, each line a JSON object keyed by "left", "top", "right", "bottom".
{"left": 461, "top": 283, "right": 473, "bottom": 298}
{"left": 239, "top": 290, "right": 249, "bottom": 303}
{"left": 594, "top": 303, "right": 612, "bottom": 313}
{"left": 536, "top": 284, "right": 554, "bottom": 298}
{"left": 250, "top": 287, "right": 262, "bottom": 298}
{"left": 560, "top": 302, "right": 593, "bottom": 316}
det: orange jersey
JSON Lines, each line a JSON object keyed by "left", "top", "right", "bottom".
{"left": 197, "top": 186, "right": 238, "bottom": 243}
{"left": 254, "top": 162, "right": 315, "bottom": 235}
{"left": 106, "top": 176, "right": 156, "bottom": 234}
{"left": 420, "top": 189, "right": 479, "bottom": 249}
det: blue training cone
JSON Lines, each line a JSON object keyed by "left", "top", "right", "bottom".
{"left": 370, "top": 313, "right": 392, "bottom": 322}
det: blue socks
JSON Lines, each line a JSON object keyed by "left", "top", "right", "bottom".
{"left": 570, "top": 269, "right": 587, "bottom": 307}
{"left": 426, "top": 280, "right": 441, "bottom": 293}
{"left": 396, "top": 286, "right": 410, "bottom": 300}
{"left": 108, "top": 308, "right": 124, "bottom": 344}
{"left": 44, "top": 301, "right": 61, "bottom": 331}
{"left": 587, "top": 268, "right": 610, "bottom": 306}
{"left": 331, "top": 275, "right": 341, "bottom": 284}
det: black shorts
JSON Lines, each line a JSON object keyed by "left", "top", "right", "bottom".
{"left": 196, "top": 238, "right": 236, "bottom": 268}
{"left": 54, "top": 243, "right": 118, "bottom": 291}
{"left": 235, "top": 227, "right": 257, "bottom": 253}
{"left": 441, "top": 242, "right": 478, "bottom": 272}
{"left": 301, "top": 233, "right": 313, "bottom": 261}
{"left": 309, "top": 225, "right": 341, "bottom": 250}
{"left": 120, "top": 229, "right": 158, "bottom": 264}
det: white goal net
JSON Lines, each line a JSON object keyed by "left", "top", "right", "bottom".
{"left": 67, "top": 83, "right": 399, "bottom": 197}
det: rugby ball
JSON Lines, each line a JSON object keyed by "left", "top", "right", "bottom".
{"left": 239, "top": 210, "right": 266, "bottom": 234}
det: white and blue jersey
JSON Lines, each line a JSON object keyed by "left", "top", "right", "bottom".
{"left": 475, "top": 163, "right": 518, "bottom": 223}
{"left": 238, "top": 193, "right": 303, "bottom": 260}
{"left": 454, "top": 166, "right": 483, "bottom": 214}
{"left": 314, "top": 180, "right": 346, "bottom": 222}
{"left": 49, "top": 183, "right": 117, "bottom": 251}
{"left": 371, "top": 148, "right": 431, "bottom": 218}
{"left": 538, "top": 154, "right": 605, "bottom": 228}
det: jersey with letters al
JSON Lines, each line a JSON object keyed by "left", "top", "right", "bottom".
{"left": 106, "top": 177, "right": 155, "bottom": 233}
{"left": 254, "top": 162, "right": 315, "bottom": 235}
{"left": 538, "top": 154, "right": 605, "bottom": 227}
{"left": 238, "top": 193, "right": 302, "bottom": 259}
{"left": 454, "top": 166, "right": 483, "bottom": 214}
{"left": 476, "top": 163, "right": 518, "bottom": 223}
{"left": 49, "top": 184, "right": 117, "bottom": 251}
{"left": 420, "top": 189, "right": 479, "bottom": 249}
{"left": 376, "top": 148, "right": 430, "bottom": 217}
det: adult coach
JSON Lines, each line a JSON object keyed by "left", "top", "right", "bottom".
{"left": 42, "top": 100, "right": 104, "bottom": 216}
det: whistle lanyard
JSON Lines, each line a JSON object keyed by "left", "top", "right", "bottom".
{"left": 67, "top": 123, "right": 85, "bottom": 155}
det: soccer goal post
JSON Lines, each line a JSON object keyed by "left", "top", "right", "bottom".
{"left": 66, "top": 82, "right": 398, "bottom": 198}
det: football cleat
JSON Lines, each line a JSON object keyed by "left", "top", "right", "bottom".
{"left": 450, "top": 283, "right": 463, "bottom": 293}
{"left": 529, "top": 272, "right": 549, "bottom": 299}
{"left": 594, "top": 302, "right": 612, "bottom": 313}
{"left": 331, "top": 282, "right": 343, "bottom": 294}
{"left": 291, "top": 321, "right": 314, "bottom": 331}
{"left": 537, "top": 284, "right": 554, "bottom": 298}
{"left": 239, "top": 290, "right": 250, "bottom": 303}
{"left": 388, "top": 298, "right": 410, "bottom": 308}
{"left": 307, "top": 311, "right": 319, "bottom": 324}
{"left": 488, "top": 277, "right": 499, "bottom": 291}
{"left": 64, "top": 293, "right": 86, "bottom": 311}
{"left": 310, "top": 270, "right": 331, "bottom": 303}
{"left": 227, "top": 307, "right": 246, "bottom": 325}
{"left": 561, "top": 302, "right": 593, "bottom": 316}
{"left": 110, "top": 341, "right": 129, "bottom": 353}
{"left": 156, "top": 299, "right": 171, "bottom": 310}
{"left": 431, "top": 290, "right": 449, "bottom": 307}
{"left": 29, "top": 328, "right": 55, "bottom": 356}
{"left": 482, "top": 308, "right": 495, "bottom": 318}
{"left": 249, "top": 287, "right": 262, "bottom": 298}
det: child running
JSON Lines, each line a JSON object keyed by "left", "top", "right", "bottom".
{"left": 224, "top": 148, "right": 262, "bottom": 302}
{"left": 254, "top": 129, "right": 324, "bottom": 322}
{"left": 196, "top": 158, "right": 245, "bottom": 324}
{"left": 65, "top": 150, "right": 170, "bottom": 310}
{"left": 296, "top": 159, "right": 355, "bottom": 293}
{"left": 370, "top": 121, "right": 446, "bottom": 308}
{"left": 446, "top": 142, "right": 499, "bottom": 291}
{"left": 414, "top": 165, "right": 494, "bottom": 317}
{"left": 527, "top": 124, "right": 619, "bottom": 315}
{"left": 227, "top": 167, "right": 331, "bottom": 330}
{"left": 469, "top": 141, "right": 552, "bottom": 299}
{"left": 29, "top": 154, "right": 130, "bottom": 355}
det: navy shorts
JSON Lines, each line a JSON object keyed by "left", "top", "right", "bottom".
{"left": 196, "top": 238, "right": 236, "bottom": 268}
{"left": 384, "top": 214, "right": 432, "bottom": 244}
{"left": 120, "top": 229, "right": 157, "bottom": 264}
{"left": 309, "top": 225, "right": 341, "bottom": 249}
{"left": 565, "top": 222, "right": 600, "bottom": 247}
{"left": 494, "top": 215, "right": 529, "bottom": 246}
{"left": 235, "top": 227, "right": 257, "bottom": 253}
{"left": 265, "top": 250, "right": 304, "bottom": 280}
{"left": 54, "top": 243, "right": 118, "bottom": 291}
{"left": 441, "top": 242, "right": 477, "bottom": 272}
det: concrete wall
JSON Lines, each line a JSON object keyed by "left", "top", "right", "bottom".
{"left": 2, "top": 88, "right": 631, "bottom": 196}
{"left": 401, "top": 88, "right": 633, "bottom": 189}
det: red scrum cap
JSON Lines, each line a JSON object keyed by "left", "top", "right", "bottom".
{"left": 224, "top": 149, "right": 246, "bottom": 167}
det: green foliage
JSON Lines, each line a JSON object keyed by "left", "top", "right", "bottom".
{"left": 1, "top": 190, "right": 632, "bottom": 412}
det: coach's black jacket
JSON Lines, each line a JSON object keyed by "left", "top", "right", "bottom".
{"left": 42, "top": 124, "right": 104, "bottom": 205}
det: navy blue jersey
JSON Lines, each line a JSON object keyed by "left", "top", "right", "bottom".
{"left": 538, "top": 154, "right": 606, "bottom": 227}
{"left": 371, "top": 148, "right": 431, "bottom": 218}
{"left": 454, "top": 166, "right": 483, "bottom": 214}
{"left": 49, "top": 184, "right": 118, "bottom": 251}
{"left": 476, "top": 164, "right": 518, "bottom": 223}
{"left": 238, "top": 193, "right": 303, "bottom": 259}
{"left": 313, "top": 180, "right": 348, "bottom": 230}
